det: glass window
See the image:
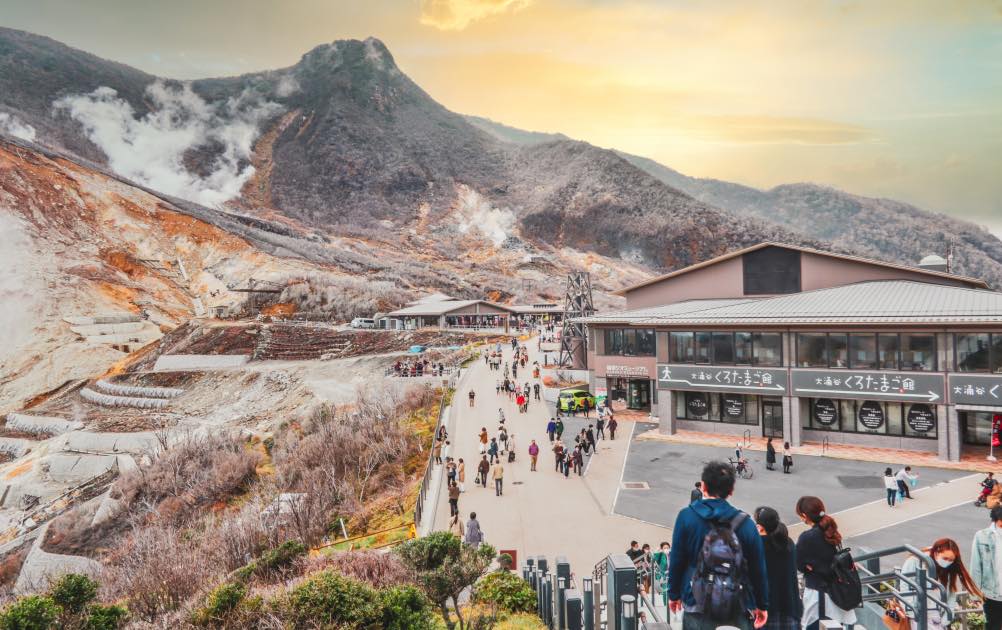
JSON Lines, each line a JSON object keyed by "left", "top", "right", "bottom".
{"left": 993, "top": 335, "right": 1002, "bottom": 374}
{"left": 719, "top": 394, "right": 757, "bottom": 425}
{"left": 670, "top": 332, "right": 694, "bottom": 363}
{"left": 829, "top": 334, "right": 849, "bottom": 368}
{"left": 956, "top": 333, "right": 991, "bottom": 372}
{"left": 901, "top": 334, "right": 936, "bottom": 371}
{"left": 635, "top": 329, "right": 656, "bottom": 357}
{"left": 684, "top": 392, "right": 710, "bottom": 420}
{"left": 656, "top": 332, "right": 670, "bottom": 362}
{"left": 622, "top": 329, "right": 638, "bottom": 356}
{"left": 734, "top": 333, "right": 753, "bottom": 365}
{"left": 712, "top": 332, "right": 735, "bottom": 364}
{"left": 604, "top": 329, "right": 623, "bottom": 355}
{"left": 849, "top": 334, "right": 877, "bottom": 370}
{"left": 753, "top": 333, "right": 783, "bottom": 367}
{"left": 887, "top": 403, "right": 903, "bottom": 436}
{"left": 694, "top": 332, "right": 711, "bottom": 364}
{"left": 878, "top": 334, "right": 899, "bottom": 370}
{"left": 798, "top": 333, "right": 828, "bottom": 367}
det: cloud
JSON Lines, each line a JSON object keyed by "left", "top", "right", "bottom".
{"left": 0, "top": 113, "right": 37, "bottom": 141}
{"left": 685, "top": 115, "right": 874, "bottom": 145}
{"left": 420, "top": 0, "right": 531, "bottom": 30}
{"left": 54, "top": 81, "right": 282, "bottom": 207}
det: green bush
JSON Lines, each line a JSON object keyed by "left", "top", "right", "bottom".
{"left": 259, "top": 540, "right": 306, "bottom": 573}
{"left": 193, "top": 582, "right": 246, "bottom": 625}
{"left": 83, "top": 604, "right": 128, "bottom": 630}
{"left": 50, "top": 573, "right": 98, "bottom": 615}
{"left": 282, "top": 571, "right": 381, "bottom": 628}
{"left": 378, "top": 585, "right": 435, "bottom": 630}
{"left": 475, "top": 571, "right": 537, "bottom": 614}
{"left": 0, "top": 595, "right": 61, "bottom": 630}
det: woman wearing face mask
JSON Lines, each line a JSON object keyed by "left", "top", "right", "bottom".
{"left": 900, "top": 538, "right": 982, "bottom": 630}
{"left": 755, "top": 506, "right": 803, "bottom": 629}
{"left": 794, "top": 496, "right": 857, "bottom": 630}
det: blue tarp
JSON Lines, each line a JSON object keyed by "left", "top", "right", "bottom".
{"left": 409, "top": 345, "right": 425, "bottom": 353}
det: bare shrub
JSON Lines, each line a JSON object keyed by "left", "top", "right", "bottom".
{"left": 303, "top": 551, "right": 410, "bottom": 589}
{"left": 272, "top": 273, "right": 410, "bottom": 322}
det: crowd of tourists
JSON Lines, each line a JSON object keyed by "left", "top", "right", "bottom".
{"left": 390, "top": 358, "right": 447, "bottom": 377}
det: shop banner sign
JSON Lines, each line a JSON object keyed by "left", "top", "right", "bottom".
{"left": 722, "top": 394, "right": 745, "bottom": 419}
{"left": 657, "top": 364, "right": 788, "bottom": 395}
{"left": 948, "top": 374, "right": 1002, "bottom": 406}
{"left": 813, "top": 398, "right": 838, "bottom": 426}
{"left": 606, "top": 364, "right": 650, "bottom": 378}
{"left": 791, "top": 369, "right": 943, "bottom": 403}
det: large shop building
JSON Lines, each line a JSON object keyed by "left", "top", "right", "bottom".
{"left": 578, "top": 242, "right": 1002, "bottom": 461}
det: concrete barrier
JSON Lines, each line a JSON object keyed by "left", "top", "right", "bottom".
{"left": 5, "top": 414, "right": 83, "bottom": 436}
{"left": 79, "top": 388, "right": 170, "bottom": 409}
{"left": 94, "top": 379, "right": 182, "bottom": 399}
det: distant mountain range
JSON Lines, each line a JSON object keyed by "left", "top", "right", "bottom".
{"left": 2, "top": 25, "right": 1001, "bottom": 288}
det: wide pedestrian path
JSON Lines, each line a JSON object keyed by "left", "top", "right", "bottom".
{"left": 432, "top": 337, "right": 667, "bottom": 578}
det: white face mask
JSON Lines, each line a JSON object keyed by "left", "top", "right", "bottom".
{"left": 935, "top": 557, "right": 954, "bottom": 569}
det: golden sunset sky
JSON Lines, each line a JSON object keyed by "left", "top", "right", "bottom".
{"left": 3, "top": 0, "right": 1001, "bottom": 232}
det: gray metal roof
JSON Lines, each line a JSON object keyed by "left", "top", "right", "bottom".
{"left": 579, "top": 298, "right": 754, "bottom": 324}
{"left": 578, "top": 281, "right": 1002, "bottom": 326}
{"left": 386, "top": 300, "right": 513, "bottom": 317}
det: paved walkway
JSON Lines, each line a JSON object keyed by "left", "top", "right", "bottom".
{"left": 432, "top": 338, "right": 667, "bottom": 578}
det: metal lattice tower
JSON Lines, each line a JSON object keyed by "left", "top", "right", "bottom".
{"left": 558, "top": 272, "right": 595, "bottom": 369}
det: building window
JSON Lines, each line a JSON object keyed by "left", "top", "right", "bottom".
{"left": 676, "top": 392, "right": 759, "bottom": 425}
{"left": 735, "top": 332, "right": 753, "bottom": 365}
{"left": 878, "top": 334, "right": 900, "bottom": 370}
{"left": 604, "top": 329, "right": 623, "bottom": 355}
{"left": 828, "top": 334, "right": 849, "bottom": 368}
{"left": 797, "top": 333, "right": 828, "bottom": 367}
{"left": 712, "top": 332, "right": 735, "bottom": 364}
{"left": 849, "top": 334, "right": 877, "bottom": 370}
{"left": 753, "top": 333, "right": 783, "bottom": 367}
{"left": 601, "top": 329, "right": 655, "bottom": 357}
{"left": 634, "top": 329, "right": 656, "bottom": 356}
{"left": 694, "top": 332, "right": 711, "bottom": 364}
{"left": 670, "top": 332, "right": 694, "bottom": 363}
{"left": 804, "top": 398, "right": 936, "bottom": 438}
{"left": 900, "top": 334, "right": 936, "bottom": 371}
{"left": 993, "top": 336, "right": 1002, "bottom": 374}
{"left": 956, "top": 333, "right": 996, "bottom": 373}
{"left": 743, "top": 247, "right": 802, "bottom": 295}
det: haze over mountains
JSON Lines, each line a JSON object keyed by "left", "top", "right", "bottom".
{"left": 2, "top": 26, "right": 1002, "bottom": 289}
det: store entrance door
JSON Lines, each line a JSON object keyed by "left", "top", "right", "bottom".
{"left": 762, "top": 400, "right": 784, "bottom": 438}
{"left": 627, "top": 380, "right": 651, "bottom": 410}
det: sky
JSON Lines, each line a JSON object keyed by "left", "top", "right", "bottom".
{"left": 2, "top": 0, "right": 1001, "bottom": 235}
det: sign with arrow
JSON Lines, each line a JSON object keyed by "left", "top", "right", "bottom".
{"left": 948, "top": 374, "right": 1002, "bottom": 406}
{"left": 657, "top": 364, "right": 788, "bottom": 395}
{"left": 791, "top": 369, "right": 944, "bottom": 403}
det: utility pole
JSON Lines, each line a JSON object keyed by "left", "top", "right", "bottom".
{"left": 558, "top": 272, "right": 595, "bottom": 369}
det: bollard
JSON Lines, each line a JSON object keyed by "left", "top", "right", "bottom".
{"left": 537, "top": 570, "right": 548, "bottom": 621}
{"left": 582, "top": 577, "right": 594, "bottom": 630}
{"left": 564, "top": 588, "right": 583, "bottom": 630}
{"left": 557, "top": 577, "right": 567, "bottom": 630}
{"left": 556, "top": 556, "right": 571, "bottom": 629}
{"left": 543, "top": 575, "right": 554, "bottom": 629}
{"left": 606, "top": 554, "right": 638, "bottom": 630}
{"left": 538, "top": 556, "right": 549, "bottom": 575}
{"left": 620, "top": 594, "right": 636, "bottom": 630}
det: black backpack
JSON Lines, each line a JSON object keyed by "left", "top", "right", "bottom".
{"left": 690, "top": 512, "right": 750, "bottom": 621}
{"left": 826, "top": 546, "right": 863, "bottom": 611}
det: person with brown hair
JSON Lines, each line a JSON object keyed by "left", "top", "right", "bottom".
{"left": 794, "top": 496, "right": 857, "bottom": 629}
{"left": 901, "top": 538, "right": 982, "bottom": 630}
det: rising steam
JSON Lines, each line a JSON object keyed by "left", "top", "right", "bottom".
{"left": 54, "top": 81, "right": 282, "bottom": 206}
{"left": 0, "top": 113, "right": 36, "bottom": 141}
{"left": 455, "top": 186, "right": 516, "bottom": 246}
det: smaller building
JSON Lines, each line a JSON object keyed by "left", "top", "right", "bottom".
{"left": 384, "top": 300, "right": 513, "bottom": 330}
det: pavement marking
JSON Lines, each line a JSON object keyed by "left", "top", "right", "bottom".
{"left": 847, "top": 497, "right": 979, "bottom": 539}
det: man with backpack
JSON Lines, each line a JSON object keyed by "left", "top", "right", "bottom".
{"left": 668, "top": 461, "right": 769, "bottom": 629}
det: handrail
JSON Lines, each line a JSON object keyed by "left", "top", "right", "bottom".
{"left": 413, "top": 365, "right": 463, "bottom": 531}
{"left": 313, "top": 522, "right": 413, "bottom": 550}
{"left": 742, "top": 429, "right": 752, "bottom": 448}
{"left": 855, "top": 544, "right": 953, "bottom": 628}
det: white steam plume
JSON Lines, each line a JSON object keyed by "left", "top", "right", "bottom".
{"left": 0, "top": 113, "right": 37, "bottom": 141}
{"left": 455, "top": 186, "right": 516, "bottom": 246}
{"left": 54, "top": 81, "right": 282, "bottom": 206}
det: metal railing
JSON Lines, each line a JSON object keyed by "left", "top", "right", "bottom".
{"left": 822, "top": 436, "right": 831, "bottom": 454}
{"left": 742, "top": 429, "right": 752, "bottom": 448}
{"left": 855, "top": 545, "right": 953, "bottom": 630}
{"left": 413, "top": 369, "right": 461, "bottom": 531}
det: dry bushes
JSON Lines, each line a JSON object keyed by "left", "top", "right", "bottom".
{"left": 302, "top": 551, "right": 410, "bottom": 589}
{"left": 272, "top": 273, "right": 409, "bottom": 322}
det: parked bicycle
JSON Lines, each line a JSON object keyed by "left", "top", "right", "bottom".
{"left": 728, "top": 457, "right": 754, "bottom": 479}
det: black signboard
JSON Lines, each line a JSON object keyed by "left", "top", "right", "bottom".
{"left": 906, "top": 404, "right": 936, "bottom": 434}
{"left": 722, "top": 395, "right": 744, "bottom": 419}
{"left": 686, "top": 392, "right": 709, "bottom": 418}
{"left": 857, "top": 401, "right": 885, "bottom": 430}
{"left": 792, "top": 369, "right": 944, "bottom": 404}
{"left": 813, "top": 398, "right": 838, "bottom": 426}
{"left": 658, "top": 364, "right": 788, "bottom": 395}
{"left": 948, "top": 374, "right": 1002, "bottom": 406}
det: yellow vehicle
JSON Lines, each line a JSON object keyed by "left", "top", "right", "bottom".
{"left": 558, "top": 389, "right": 596, "bottom": 413}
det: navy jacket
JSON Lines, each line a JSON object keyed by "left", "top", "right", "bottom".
{"left": 667, "top": 498, "right": 769, "bottom": 611}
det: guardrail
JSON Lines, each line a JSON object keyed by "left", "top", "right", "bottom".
{"left": 854, "top": 544, "right": 953, "bottom": 630}
{"left": 413, "top": 368, "right": 460, "bottom": 531}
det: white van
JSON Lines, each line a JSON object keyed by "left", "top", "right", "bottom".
{"left": 350, "top": 318, "right": 376, "bottom": 329}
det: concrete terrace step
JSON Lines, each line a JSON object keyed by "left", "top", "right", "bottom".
{"left": 61, "top": 432, "right": 158, "bottom": 454}
{"left": 153, "top": 354, "right": 250, "bottom": 371}
{"left": 5, "top": 414, "right": 84, "bottom": 437}
{"left": 63, "top": 314, "right": 141, "bottom": 326}
{"left": 69, "top": 322, "right": 147, "bottom": 336}
{"left": 94, "top": 379, "right": 183, "bottom": 399}
{"left": 0, "top": 438, "right": 31, "bottom": 458}
{"left": 79, "top": 388, "right": 170, "bottom": 410}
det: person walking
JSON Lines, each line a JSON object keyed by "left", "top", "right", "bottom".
{"left": 667, "top": 461, "right": 769, "bottom": 630}
{"left": 573, "top": 446, "right": 584, "bottom": 476}
{"left": 596, "top": 416, "right": 606, "bottom": 440}
{"left": 795, "top": 496, "right": 857, "bottom": 629}
{"left": 498, "top": 427, "right": 509, "bottom": 453}
{"left": 448, "top": 481, "right": 460, "bottom": 517}
{"left": 896, "top": 466, "right": 918, "bottom": 499}
{"left": 586, "top": 425, "right": 596, "bottom": 454}
{"left": 534, "top": 382, "right": 540, "bottom": 400}
{"left": 901, "top": 538, "right": 982, "bottom": 630}
{"left": 488, "top": 438, "right": 499, "bottom": 464}
{"left": 449, "top": 513, "right": 464, "bottom": 539}
{"left": 689, "top": 481, "right": 703, "bottom": 504}
{"left": 528, "top": 440, "right": 539, "bottom": 471}
{"left": 562, "top": 450, "right": 572, "bottom": 478}
{"left": 468, "top": 390, "right": 476, "bottom": 407}
{"left": 766, "top": 438, "right": 776, "bottom": 471}
{"left": 883, "top": 467, "right": 898, "bottom": 506}
{"left": 477, "top": 456, "right": 490, "bottom": 488}
{"left": 754, "top": 506, "right": 802, "bottom": 629}
{"left": 457, "top": 458, "right": 466, "bottom": 492}
{"left": 478, "top": 427, "right": 489, "bottom": 454}
{"left": 446, "top": 458, "right": 456, "bottom": 485}
{"left": 555, "top": 418, "right": 565, "bottom": 440}
{"left": 971, "top": 505, "right": 1002, "bottom": 630}
{"left": 546, "top": 418, "right": 557, "bottom": 443}
{"left": 608, "top": 417, "right": 618, "bottom": 440}
{"left": 553, "top": 440, "right": 565, "bottom": 472}
{"left": 492, "top": 460, "right": 505, "bottom": 496}
{"left": 782, "top": 442, "right": 793, "bottom": 474}
{"left": 653, "top": 542, "right": 670, "bottom": 605}
{"left": 433, "top": 437, "right": 444, "bottom": 465}
{"left": 465, "top": 512, "right": 484, "bottom": 546}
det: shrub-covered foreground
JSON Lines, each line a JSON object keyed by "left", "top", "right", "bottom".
{"left": 0, "top": 574, "right": 126, "bottom": 630}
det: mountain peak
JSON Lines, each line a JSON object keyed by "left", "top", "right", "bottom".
{"left": 296, "top": 37, "right": 400, "bottom": 77}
